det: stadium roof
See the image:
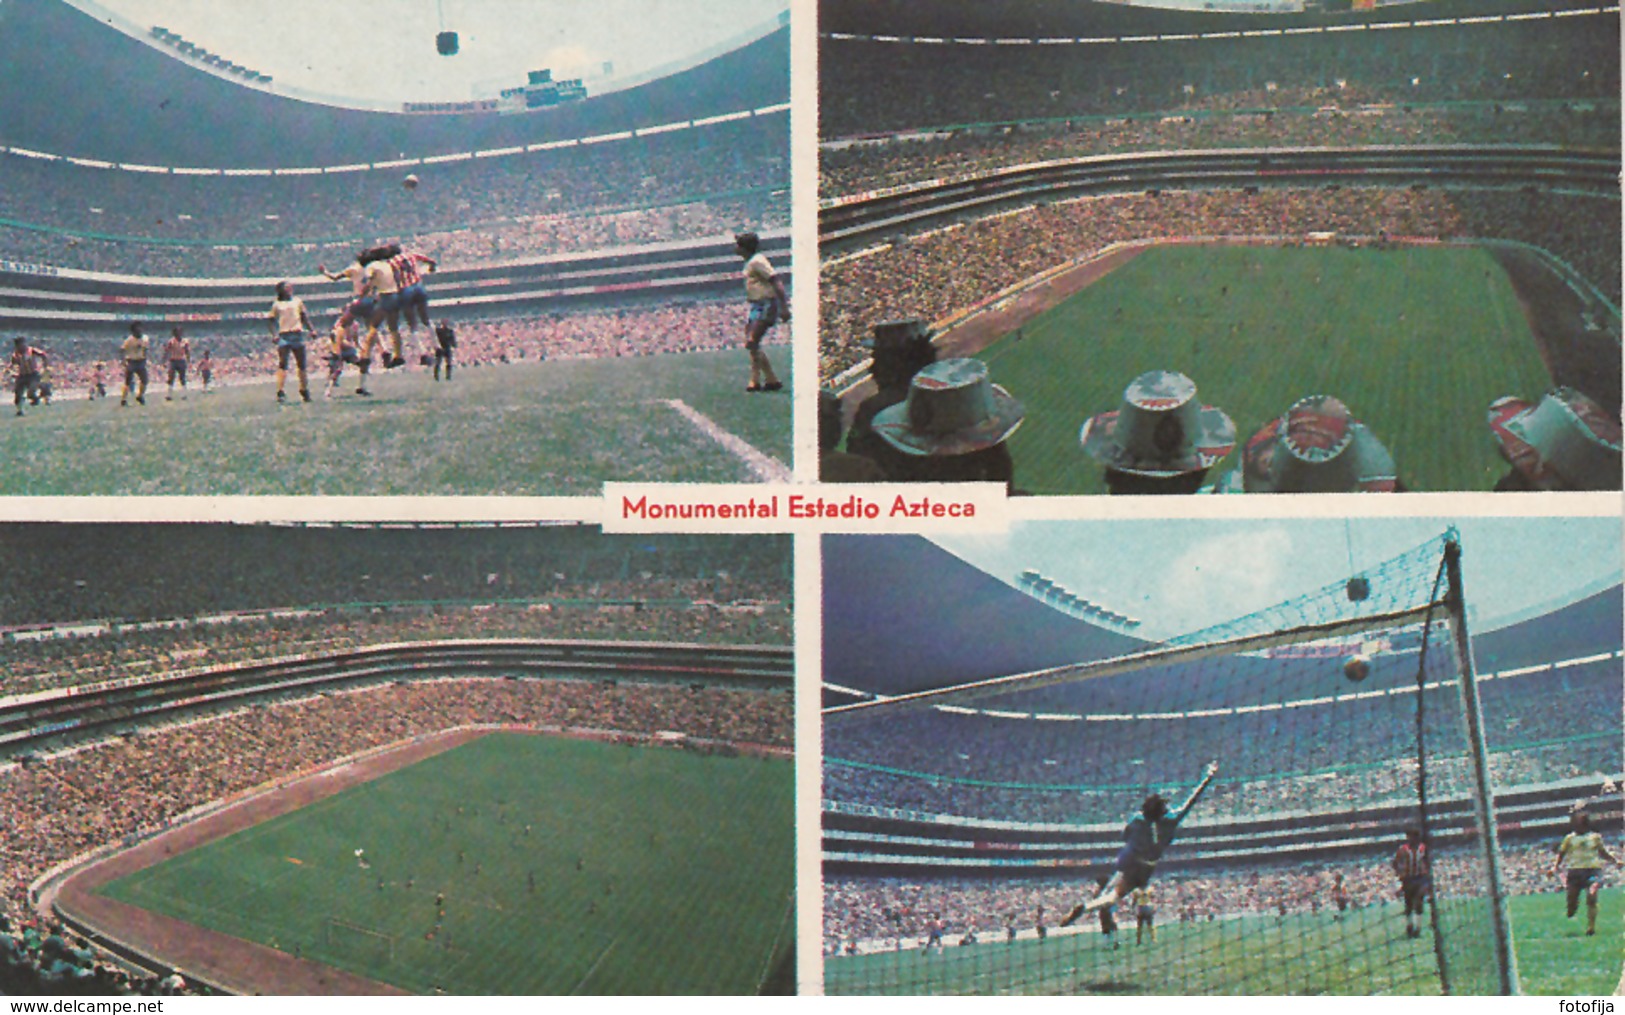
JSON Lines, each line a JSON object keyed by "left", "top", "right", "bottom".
{"left": 0, "top": 0, "right": 787, "bottom": 167}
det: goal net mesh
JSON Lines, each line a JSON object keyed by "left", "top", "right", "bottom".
{"left": 822, "top": 534, "right": 1515, "bottom": 995}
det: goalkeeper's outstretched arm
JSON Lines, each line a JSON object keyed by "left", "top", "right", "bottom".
{"left": 1173, "top": 760, "right": 1220, "bottom": 825}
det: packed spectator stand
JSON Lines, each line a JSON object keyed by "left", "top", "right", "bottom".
{"left": 0, "top": 525, "right": 793, "bottom": 993}
{"left": 816, "top": 0, "right": 1621, "bottom": 386}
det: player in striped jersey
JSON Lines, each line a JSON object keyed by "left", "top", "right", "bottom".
{"left": 1392, "top": 827, "right": 1431, "bottom": 939}
{"left": 8, "top": 337, "right": 46, "bottom": 416}
{"left": 389, "top": 245, "right": 438, "bottom": 354}
{"left": 1553, "top": 810, "right": 1617, "bottom": 937}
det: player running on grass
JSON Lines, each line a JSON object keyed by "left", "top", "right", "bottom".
{"left": 1061, "top": 760, "right": 1219, "bottom": 926}
{"left": 1553, "top": 810, "right": 1617, "bottom": 937}
{"left": 734, "top": 231, "right": 785, "bottom": 394}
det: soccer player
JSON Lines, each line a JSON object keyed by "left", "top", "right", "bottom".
{"left": 1392, "top": 826, "right": 1431, "bottom": 939}
{"left": 324, "top": 313, "right": 363, "bottom": 398}
{"left": 922, "top": 913, "right": 944, "bottom": 955}
{"left": 1332, "top": 871, "right": 1351, "bottom": 919}
{"left": 163, "top": 327, "right": 190, "bottom": 401}
{"left": 1096, "top": 877, "right": 1120, "bottom": 950}
{"left": 389, "top": 244, "right": 438, "bottom": 349}
{"left": 268, "top": 281, "right": 314, "bottom": 403}
{"left": 89, "top": 361, "right": 106, "bottom": 400}
{"left": 360, "top": 245, "right": 406, "bottom": 369}
{"left": 8, "top": 337, "right": 46, "bottom": 416}
{"left": 1133, "top": 886, "right": 1156, "bottom": 944}
{"left": 1061, "top": 760, "right": 1219, "bottom": 926}
{"left": 432, "top": 320, "right": 456, "bottom": 381}
{"left": 318, "top": 253, "right": 376, "bottom": 331}
{"left": 198, "top": 350, "right": 213, "bottom": 393}
{"left": 119, "top": 322, "right": 149, "bottom": 407}
{"left": 734, "top": 232, "right": 786, "bottom": 393}
{"left": 1553, "top": 810, "right": 1617, "bottom": 937}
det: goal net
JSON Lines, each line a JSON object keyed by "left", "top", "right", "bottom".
{"left": 822, "top": 533, "right": 1517, "bottom": 995}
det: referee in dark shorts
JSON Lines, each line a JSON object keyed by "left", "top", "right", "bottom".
{"left": 433, "top": 320, "right": 457, "bottom": 381}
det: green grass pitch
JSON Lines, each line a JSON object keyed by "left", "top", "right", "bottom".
{"left": 976, "top": 244, "right": 1551, "bottom": 494}
{"left": 98, "top": 733, "right": 795, "bottom": 995}
{"left": 823, "top": 890, "right": 1620, "bottom": 995}
{"left": 1, "top": 348, "right": 791, "bottom": 494}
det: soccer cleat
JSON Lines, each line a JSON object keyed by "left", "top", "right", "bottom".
{"left": 356, "top": 388, "right": 372, "bottom": 397}
{"left": 14, "top": 409, "right": 22, "bottom": 417}
{"left": 276, "top": 390, "right": 287, "bottom": 403}
{"left": 745, "top": 384, "right": 762, "bottom": 393}
{"left": 300, "top": 389, "right": 311, "bottom": 402}
{"left": 120, "top": 400, "right": 128, "bottom": 407}
{"left": 136, "top": 395, "right": 145, "bottom": 405}
{"left": 764, "top": 381, "right": 784, "bottom": 392}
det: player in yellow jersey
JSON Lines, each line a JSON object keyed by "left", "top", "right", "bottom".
{"left": 1553, "top": 810, "right": 1617, "bottom": 936}
{"left": 359, "top": 245, "right": 406, "bottom": 370}
{"left": 324, "top": 313, "right": 364, "bottom": 398}
{"left": 735, "top": 232, "right": 786, "bottom": 393}
{"left": 268, "top": 282, "right": 314, "bottom": 403}
{"left": 119, "top": 322, "right": 149, "bottom": 407}
{"left": 1132, "top": 886, "right": 1156, "bottom": 944}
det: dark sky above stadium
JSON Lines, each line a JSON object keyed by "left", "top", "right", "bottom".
{"left": 89, "top": 0, "right": 787, "bottom": 106}
{"left": 937, "top": 517, "right": 1621, "bottom": 640}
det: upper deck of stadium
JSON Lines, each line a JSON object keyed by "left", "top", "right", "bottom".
{"left": 824, "top": 535, "right": 1623, "bottom": 713}
{"left": 0, "top": 0, "right": 788, "bottom": 168}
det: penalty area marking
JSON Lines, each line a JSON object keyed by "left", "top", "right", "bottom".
{"left": 660, "top": 399, "right": 790, "bottom": 482}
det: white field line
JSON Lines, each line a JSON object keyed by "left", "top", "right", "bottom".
{"left": 661, "top": 398, "right": 790, "bottom": 482}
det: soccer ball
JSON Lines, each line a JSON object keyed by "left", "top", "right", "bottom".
{"left": 354, "top": 848, "right": 365, "bottom": 857}
{"left": 1343, "top": 654, "right": 1370, "bottom": 683}
{"left": 403, "top": 173, "right": 419, "bottom": 191}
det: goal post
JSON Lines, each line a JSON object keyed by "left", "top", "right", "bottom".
{"left": 822, "top": 534, "right": 1520, "bottom": 996}
{"left": 1436, "top": 537, "right": 1519, "bottom": 996}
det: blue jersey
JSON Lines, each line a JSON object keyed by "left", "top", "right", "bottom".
{"left": 1122, "top": 812, "right": 1183, "bottom": 864}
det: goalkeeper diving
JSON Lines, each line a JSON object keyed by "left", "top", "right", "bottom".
{"left": 1061, "top": 760, "right": 1219, "bottom": 927}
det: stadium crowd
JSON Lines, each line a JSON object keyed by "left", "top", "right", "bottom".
{"left": 3, "top": 599, "right": 793, "bottom": 699}
{"left": 0, "top": 914, "right": 208, "bottom": 996}
{"left": 0, "top": 525, "right": 790, "bottom": 629}
{"left": 822, "top": 97, "right": 1618, "bottom": 198}
{"left": 819, "top": 187, "right": 1620, "bottom": 382}
{"left": 0, "top": 676, "right": 791, "bottom": 992}
{"left": 821, "top": 845, "right": 1591, "bottom": 954}
{"left": 14, "top": 299, "right": 789, "bottom": 400}
{"left": 819, "top": 7, "right": 1615, "bottom": 138}
{"left": 823, "top": 667, "right": 1617, "bottom": 822}
{"left": 0, "top": 117, "right": 788, "bottom": 278}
